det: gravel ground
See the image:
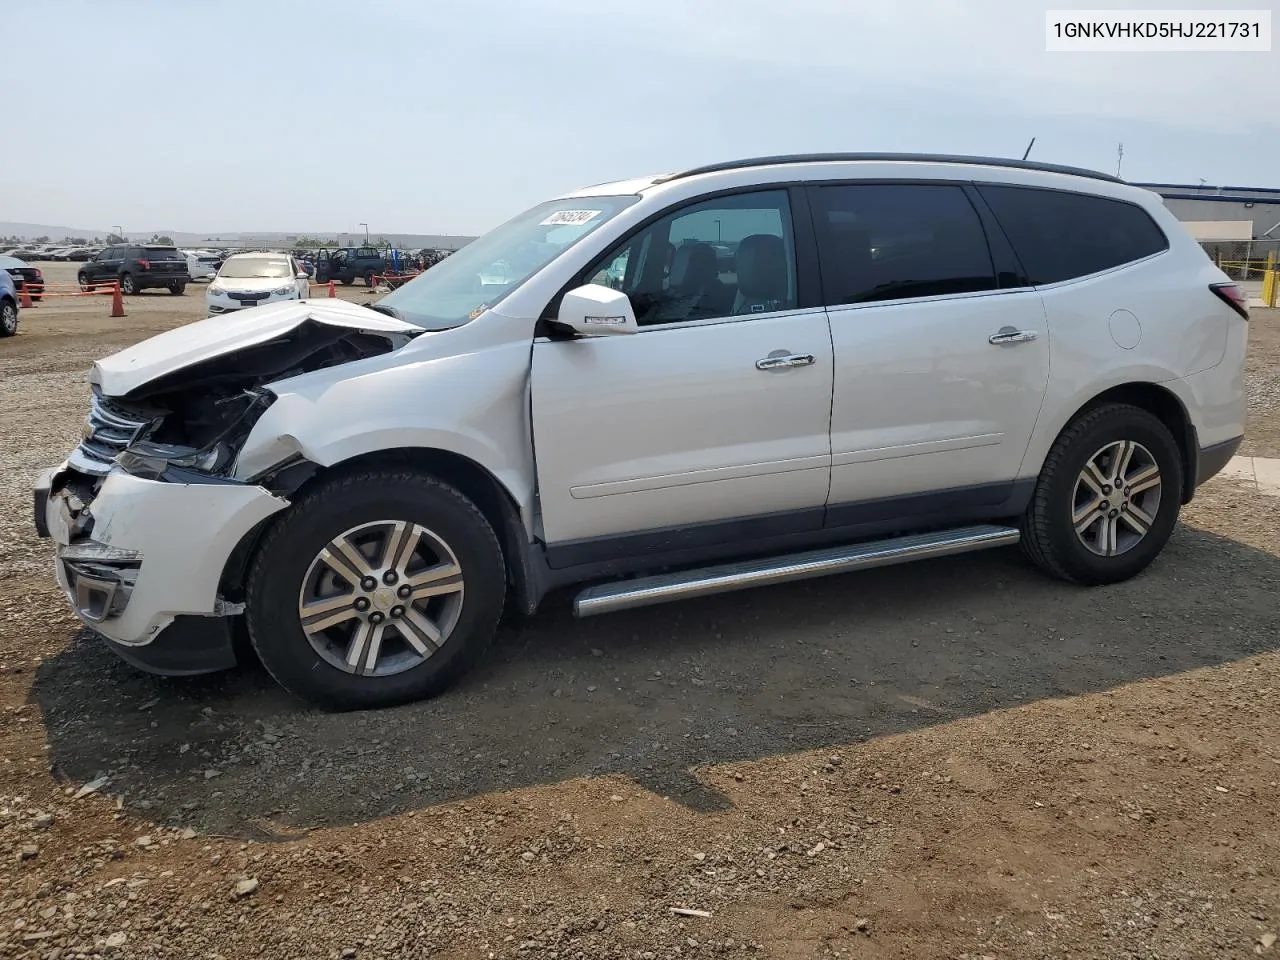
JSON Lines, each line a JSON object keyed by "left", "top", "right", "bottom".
{"left": 2, "top": 265, "right": 1278, "bottom": 959}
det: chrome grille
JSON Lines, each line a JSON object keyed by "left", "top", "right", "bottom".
{"left": 67, "top": 394, "right": 152, "bottom": 475}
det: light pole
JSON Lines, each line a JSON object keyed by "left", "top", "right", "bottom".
{"left": 359, "top": 222, "right": 369, "bottom": 244}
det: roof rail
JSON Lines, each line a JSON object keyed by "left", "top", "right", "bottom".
{"left": 656, "top": 153, "right": 1124, "bottom": 185}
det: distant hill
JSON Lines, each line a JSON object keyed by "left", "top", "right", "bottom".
{"left": 0, "top": 221, "right": 476, "bottom": 250}
{"left": 0, "top": 221, "right": 109, "bottom": 241}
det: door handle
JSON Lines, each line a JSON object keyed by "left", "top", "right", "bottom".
{"left": 755, "top": 353, "right": 816, "bottom": 371}
{"left": 988, "top": 328, "right": 1039, "bottom": 345}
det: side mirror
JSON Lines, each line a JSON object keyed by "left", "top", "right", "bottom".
{"left": 554, "top": 284, "right": 638, "bottom": 337}
{"left": 296, "top": 271, "right": 309, "bottom": 280}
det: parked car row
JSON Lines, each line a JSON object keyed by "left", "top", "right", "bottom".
{"left": 2, "top": 244, "right": 98, "bottom": 262}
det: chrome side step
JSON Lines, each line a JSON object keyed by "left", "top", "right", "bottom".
{"left": 572, "top": 524, "right": 1020, "bottom": 618}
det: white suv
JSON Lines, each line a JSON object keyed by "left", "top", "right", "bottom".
{"left": 34, "top": 154, "right": 1248, "bottom": 709}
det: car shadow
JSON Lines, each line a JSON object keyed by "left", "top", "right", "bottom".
{"left": 30, "top": 524, "right": 1280, "bottom": 837}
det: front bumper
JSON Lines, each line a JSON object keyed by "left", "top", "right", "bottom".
{"left": 206, "top": 290, "right": 300, "bottom": 314}
{"left": 36, "top": 464, "right": 288, "bottom": 669}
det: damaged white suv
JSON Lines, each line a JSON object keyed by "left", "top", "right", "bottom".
{"left": 35, "top": 154, "right": 1248, "bottom": 709}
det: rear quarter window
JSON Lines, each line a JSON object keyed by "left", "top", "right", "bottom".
{"left": 977, "top": 185, "right": 1169, "bottom": 285}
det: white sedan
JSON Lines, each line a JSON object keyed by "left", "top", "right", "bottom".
{"left": 206, "top": 253, "right": 311, "bottom": 314}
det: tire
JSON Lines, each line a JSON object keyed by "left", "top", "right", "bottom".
{"left": 340, "top": 277, "right": 354, "bottom": 286}
{"left": 1021, "top": 402, "right": 1183, "bottom": 585}
{"left": 169, "top": 283, "right": 186, "bottom": 296}
{"left": 245, "top": 469, "right": 506, "bottom": 710}
{"left": 0, "top": 299, "right": 17, "bottom": 337}
{"left": 364, "top": 270, "right": 376, "bottom": 287}
{"left": 78, "top": 273, "right": 94, "bottom": 293}
{"left": 119, "top": 272, "right": 136, "bottom": 295}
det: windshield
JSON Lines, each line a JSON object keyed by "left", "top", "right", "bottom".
{"left": 219, "top": 256, "right": 292, "bottom": 279}
{"left": 377, "top": 195, "right": 639, "bottom": 329}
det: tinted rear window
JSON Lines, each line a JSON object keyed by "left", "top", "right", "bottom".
{"left": 977, "top": 185, "right": 1169, "bottom": 285}
{"left": 811, "top": 183, "right": 998, "bottom": 305}
{"left": 143, "top": 246, "right": 184, "bottom": 261}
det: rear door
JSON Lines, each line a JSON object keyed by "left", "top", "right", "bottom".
{"left": 810, "top": 181, "right": 1050, "bottom": 526}
{"left": 531, "top": 187, "right": 834, "bottom": 559}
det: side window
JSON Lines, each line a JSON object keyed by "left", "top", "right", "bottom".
{"left": 96, "top": 249, "right": 115, "bottom": 261}
{"left": 331, "top": 249, "right": 348, "bottom": 264}
{"left": 977, "top": 184, "right": 1169, "bottom": 285}
{"left": 587, "top": 247, "right": 633, "bottom": 291}
{"left": 585, "top": 190, "right": 797, "bottom": 326}
{"left": 812, "top": 184, "right": 998, "bottom": 306}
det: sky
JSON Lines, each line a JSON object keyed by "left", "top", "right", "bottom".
{"left": 4, "top": 0, "right": 1278, "bottom": 236}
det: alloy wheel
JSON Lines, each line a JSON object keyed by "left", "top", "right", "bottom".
{"left": 297, "top": 520, "right": 465, "bottom": 677}
{"left": 1072, "top": 440, "right": 1163, "bottom": 557}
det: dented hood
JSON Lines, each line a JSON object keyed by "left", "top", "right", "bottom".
{"left": 92, "top": 299, "right": 422, "bottom": 397}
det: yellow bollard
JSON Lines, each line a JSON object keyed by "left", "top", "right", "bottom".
{"left": 1263, "top": 250, "right": 1278, "bottom": 309}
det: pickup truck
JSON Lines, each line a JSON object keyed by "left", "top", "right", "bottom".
{"left": 313, "top": 246, "right": 388, "bottom": 286}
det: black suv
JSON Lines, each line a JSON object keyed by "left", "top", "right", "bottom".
{"left": 313, "top": 246, "right": 387, "bottom": 286}
{"left": 78, "top": 244, "right": 191, "bottom": 295}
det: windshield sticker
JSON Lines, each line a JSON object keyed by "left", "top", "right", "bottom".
{"left": 540, "top": 209, "right": 602, "bottom": 226}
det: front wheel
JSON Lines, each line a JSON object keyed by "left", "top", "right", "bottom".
{"left": 245, "top": 470, "right": 506, "bottom": 710}
{"left": 119, "top": 272, "right": 136, "bottom": 295}
{"left": 78, "top": 273, "right": 94, "bottom": 292}
{"left": 1021, "top": 403, "right": 1183, "bottom": 585}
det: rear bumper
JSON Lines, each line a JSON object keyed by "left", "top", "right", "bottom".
{"left": 1195, "top": 434, "right": 1244, "bottom": 487}
{"left": 134, "top": 276, "right": 189, "bottom": 288}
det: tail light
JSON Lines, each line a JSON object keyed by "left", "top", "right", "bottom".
{"left": 138, "top": 258, "right": 151, "bottom": 271}
{"left": 34, "top": 269, "right": 42, "bottom": 279}
{"left": 1210, "top": 282, "right": 1249, "bottom": 320}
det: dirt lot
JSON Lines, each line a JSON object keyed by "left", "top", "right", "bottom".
{"left": 2, "top": 263, "right": 1278, "bottom": 959}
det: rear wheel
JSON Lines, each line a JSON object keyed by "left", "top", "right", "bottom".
{"left": 245, "top": 470, "right": 506, "bottom": 710}
{"left": 0, "top": 299, "right": 17, "bottom": 337}
{"left": 169, "top": 283, "right": 186, "bottom": 296}
{"left": 364, "top": 270, "right": 376, "bottom": 287}
{"left": 119, "top": 273, "right": 136, "bottom": 295}
{"left": 1021, "top": 403, "right": 1182, "bottom": 585}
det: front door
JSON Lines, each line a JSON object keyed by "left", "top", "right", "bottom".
{"left": 531, "top": 188, "right": 834, "bottom": 561}
{"left": 807, "top": 182, "right": 1051, "bottom": 525}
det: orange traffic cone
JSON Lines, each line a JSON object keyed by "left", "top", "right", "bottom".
{"left": 327, "top": 280, "right": 336, "bottom": 298}
{"left": 18, "top": 283, "right": 32, "bottom": 309}
{"left": 110, "top": 282, "right": 126, "bottom": 318}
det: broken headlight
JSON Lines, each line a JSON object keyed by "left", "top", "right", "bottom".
{"left": 113, "top": 388, "right": 274, "bottom": 481}
{"left": 116, "top": 441, "right": 236, "bottom": 480}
